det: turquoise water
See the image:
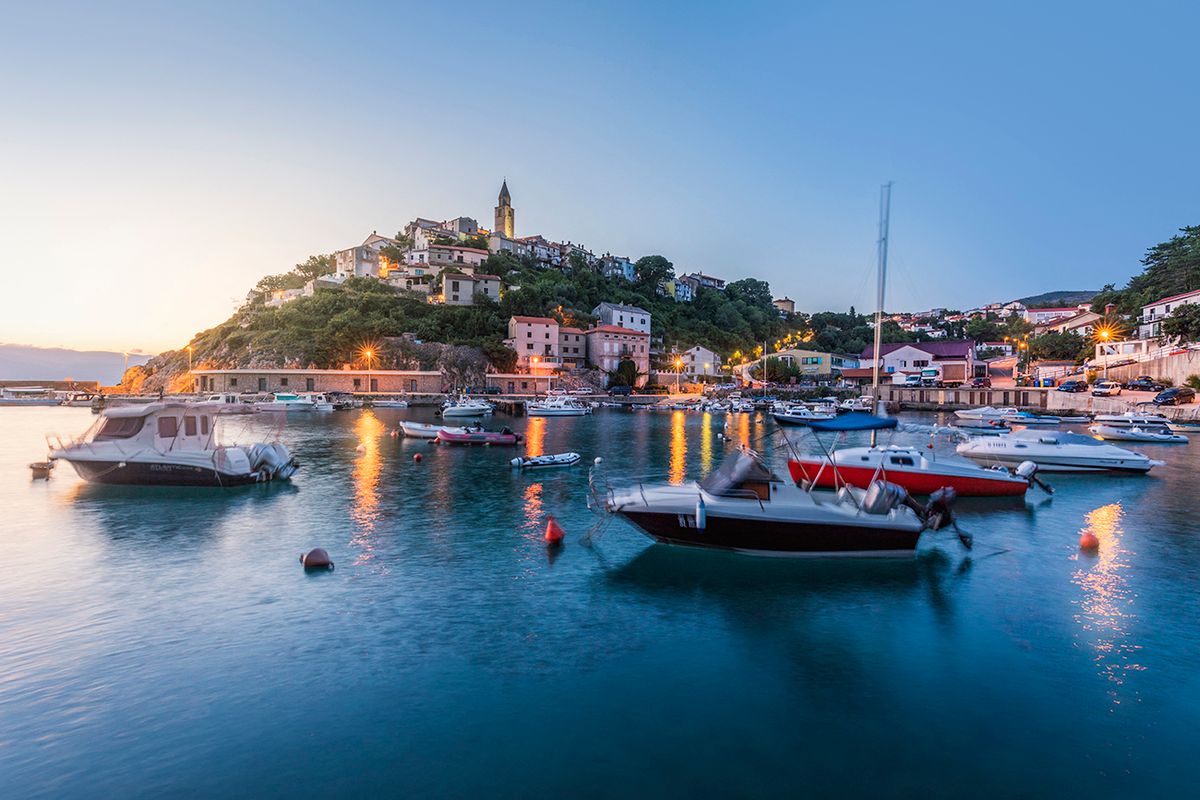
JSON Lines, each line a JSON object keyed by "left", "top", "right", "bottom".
{"left": 1, "top": 406, "right": 1198, "bottom": 798}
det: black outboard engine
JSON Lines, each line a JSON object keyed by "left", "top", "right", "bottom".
{"left": 1015, "top": 460, "right": 1053, "bottom": 494}
{"left": 925, "top": 486, "right": 971, "bottom": 549}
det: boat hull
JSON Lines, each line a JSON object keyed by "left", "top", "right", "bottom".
{"left": 59, "top": 458, "right": 272, "bottom": 487}
{"left": 958, "top": 453, "right": 1154, "bottom": 473}
{"left": 787, "top": 458, "right": 1028, "bottom": 497}
{"left": 618, "top": 510, "right": 922, "bottom": 556}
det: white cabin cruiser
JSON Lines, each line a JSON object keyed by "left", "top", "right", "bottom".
{"left": 771, "top": 402, "right": 836, "bottom": 426}
{"left": 1092, "top": 411, "right": 1172, "bottom": 428}
{"left": 954, "top": 406, "right": 1018, "bottom": 420}
{"left": 1088, "top": 425, "right": 1188, "bottom": 443}
{"left": 254, "top": 392, "right": 324, "bottom": 412}
{"left": 441, "top": 397, "right": 494, "bottom": 417}
{"left": 526, "top": 396, "right": 592, "bottom": 417}
{"left": 604, "top": 448, "right": 952, "bottom": 556}
{"left": 956, "top": 429, "right": 1162, "bottom": 473}
{"left": 48, "top": 403, "right": 297, "bottom": 486}
{"left": 838, "top": 396, "right": 875, "bottom": 413}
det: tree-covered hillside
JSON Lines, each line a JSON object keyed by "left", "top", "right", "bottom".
{"left": 1091, "top": 225, "right": 1200, "bottom": 315}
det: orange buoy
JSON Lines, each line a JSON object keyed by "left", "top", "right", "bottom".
{"left": 355, "top": 444, "right": 366, "bottom": 454}
{"left": 544, "top": 515, "right": 565, "bottom": 544}
{"left": 1079, "top": 532, "right": 1100, "bottom": 551}
{"left": 301, "top": 547, "right": 334, "bottom": 570}
{"left": 413, "top": 453, "right": 423, "bottom": 463}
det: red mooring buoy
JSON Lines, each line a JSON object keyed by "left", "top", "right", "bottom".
{"left": 301, "top": 548, "right": 334, "bottom": 570}
{"left": 544, "top": 516, "right": 565, "bottom": 544}
{"left": 1079, "top": 532, "right": 1100, "bottom": 552}
{"left": 413, "top": 453, "right": 423, "bottom": 463}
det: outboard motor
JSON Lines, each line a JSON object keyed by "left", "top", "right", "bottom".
{"left": 250, "top": 443, "right": 296, "bottom": 481}
{"left": 862, "top": 480, "right": 926, "bottom": 518}
{"left": 1015, "top": 460, "right": 1054, "bottom": 494}
{"left": 925, "top": 486, "right": 971, "bottom": 549}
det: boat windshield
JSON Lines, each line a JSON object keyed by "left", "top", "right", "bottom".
{"left": 1011, "top": 430, "right": 1107, "bottom": 447}
{"left": 699, "top": 451, "right": 778, "bottom": 498}
{"left": 94, "top": 415, "right": 146, "bottom": 440}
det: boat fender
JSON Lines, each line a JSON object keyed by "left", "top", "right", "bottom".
{"left": 414, "top": 453, "right": 423, "bottom": 463}
{"left": 1080, "top": 532, "right": 1100, "bottom": 551}
{"left": 695, "top": 497, "right": 706, "bottom": 530}
{"left": 300, "top": 548, "right": 334, "bottom": 570}
{"left": 544, "top": 515, "right": 565, "bottom": 544}
{"left": 510, "top": 457, "right": 522, "bottom": 467}
{"left": 594, "top": 457, "right": 603, "bottom": 465}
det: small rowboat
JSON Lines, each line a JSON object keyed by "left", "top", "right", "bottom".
{"left": 436, "top": 427, "right": 523, "bottom": 446}
{"left": 510, "top": 452, "right": 581, "bottom": 469}
{"left": 399, "top": 421, "right": 469, "bottom": 439}
{"left": 1088, "top": 424, "right": 1188, "bottom": 443}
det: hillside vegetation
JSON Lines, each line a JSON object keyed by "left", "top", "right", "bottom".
{"left": 1091, "top": 225, "right": 1200, "bottom": 316}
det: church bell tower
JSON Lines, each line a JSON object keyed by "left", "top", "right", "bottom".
{"left": 494, "top": 179, "right": 515, "bottom": 239}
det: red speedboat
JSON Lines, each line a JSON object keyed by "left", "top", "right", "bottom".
{"left": 788, "top": 445, "right": 1030, "bottom": 497}
{"left": 435, "top": 427, "right": 523, "bottom": 446}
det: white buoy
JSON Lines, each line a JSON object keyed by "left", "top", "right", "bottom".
{"left": 593, "top": 457, "right": 603, "bottom": 465}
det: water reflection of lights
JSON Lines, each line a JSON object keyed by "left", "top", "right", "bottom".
{"left": 525, "top": 416, "right": 546, "bottom": 458}
{"left": 1071, "top": 502, "right": 1144, "bottom": 704}
{"left": 669, "top": 410, "right": 687, "bottom": 485}
{"left": 351, "top": 411, "right": 384, "bottom": 562}
{"left": 522, "top": 482, "right": 544, "bottom": 533}
{"left": 700, "top": 412, "right": 713, "bottom": 475}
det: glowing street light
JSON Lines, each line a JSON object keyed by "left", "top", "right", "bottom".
{"left": 361, "top": 348, "right": 375, "bottom": 394}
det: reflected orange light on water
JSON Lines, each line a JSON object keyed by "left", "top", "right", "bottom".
{"left": 1071, "top": 502, "right": 1144, "bottom": 704}
{"left": 522, "top": 481, "right": 544, "bottom": 534}
{"left": 700, "top": 411, "right": 713, "bottom": 475}
{"left": 525, "top": 416, "right": 546, "bottom": 458}
{"left": 351, "top": 411, "right": 384, "bottom": 561}
{"left": 669, "top": 410, "right": 687, "bottom": 484}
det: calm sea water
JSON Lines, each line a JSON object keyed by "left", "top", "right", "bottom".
{"left": 1, "top": 405, "right": 1198, "bottom": 798}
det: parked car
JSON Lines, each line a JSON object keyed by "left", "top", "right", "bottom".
{"left": 1092, "top": 380, "right": 1122, "bottom": 397}
{"left": 969, "top": 376, "right": 992, "bottom": 388}
{"left": 1124, "top": 377, "right": 1166, "bottom": 392}
{"left": 899, "top": 375, "right": 922, "bottom": 387}
{"left": 1153, "top": 386, "right": 1196, "bottom": 406}
{"left": 607, "top": 384, "right": 633, "bottom": 397}
{"left": 1057, "top": 380, "right": 1089, "bottom": 393}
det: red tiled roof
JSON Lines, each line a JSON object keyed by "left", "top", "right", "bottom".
{"left": 588, "top": 325, "right": 649, "bottom": 336}
{"left": 559, "top": 327, "right": 585, "bottom": 334}
{"left": 837, "top": 368, "right": 876, "bottom": 378}
{"left": 1142, "top": 288, "right": 1200, "bottom": 308}
{"left": 861, "top": 340, "right": 974, "bottom": 359}
{"left": 511, "top": 316, "right": 556, "bottom": 324}
{"left": 1026, "top": 307, "right": 1079, "bottom": 313}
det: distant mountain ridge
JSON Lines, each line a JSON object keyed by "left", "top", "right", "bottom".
{"left": 1015, "top": 290, "right": 1098, "bottom": 308}
{"left": 0, "top": 344, "right": 153, "bottom": 385}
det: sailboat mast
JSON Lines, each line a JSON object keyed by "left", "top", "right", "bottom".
{"left": 870, "top": 182, "right": 892, "bottom": 445}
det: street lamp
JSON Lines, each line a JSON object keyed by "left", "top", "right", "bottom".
{"left": 675, "top": 357, "right": 683, "bottom": 392}
{"left": 361, "top": 348, "right": 374, "bottom": 394}
{"left": 1098, "top": 327, "right": 1112, "bottom": 380}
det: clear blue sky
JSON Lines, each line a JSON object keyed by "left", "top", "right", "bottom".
{"left": 2, "top": 0, "right": 1197, "bottom": 352}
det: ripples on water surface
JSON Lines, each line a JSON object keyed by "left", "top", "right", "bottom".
{"left": 1, "top": 407, "right": 1197, "bottom": 798}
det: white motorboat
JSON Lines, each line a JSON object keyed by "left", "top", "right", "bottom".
{"left": 57, "top": 391, "right": 98, "bottom": 407}
{"left": 771, "top": 402, "right": 836, "bottom": 426}
{"left": 398, "top": 420, "right": 471, "bottom": 439}
{"left": 371, "top": 398, "right": 410, "bottom": 408}
{"left": 197, "top": 393, "right": 255, "bottom": 414}
{"left": 0, "top": 387, "right": 62, "bottom": 406}
{"left": 1089, "top": 425, "right": 1188, "bottom": 444}
{"left": 510, "top": 452, "right": 582, "bottom": 469}
{"left": 604, "top": 447, "right": 957, "bottom": 557}
{"left": 956, "top": 429, "right": 1162, "bottom": 473}
{"left": 441, "top": 398, "right": 494, "bottom": 417}
{"left": 1093, "top": 411, "right": 1172, "bottom": 428}
{"left": 526, "top": 397, "right": 591, "bottom": 417}
{"left": 1002, "top": 411, "right": 1061, "bottom": 426}
{"left": 1166, "top": 420, "right": 1200, "bottom": 433}
{"left": 47, "top": 402, "right": 297, "bottom": 486}
{"left": 954, "top": 406, "right": 1018, "bottom": 420}
{"left": 838, "top": 396, "right": 875, "bottom": 413}
{"left": 254, "top": 392, "right": 320, "bottom": 412}
{"left": 788, "top": 445, "right": 1035, "bottom": 497}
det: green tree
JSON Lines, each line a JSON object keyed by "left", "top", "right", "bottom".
{"left": 634, "top": 255, "right": 674, "bottom": 289}
{"left": 1160, "top": 303, "right": 1200, "bottom": 343}
{"left": 964, "top": 317, "right": 1002, "bottom": 343}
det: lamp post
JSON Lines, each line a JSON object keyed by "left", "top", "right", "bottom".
{"left": 675, "top": 357, "right": 683, "bottom": 392}
{"left": 1099, "top": 328, "right": 1111, "bottom": 380}
{"left": 362, "top": 348, "right": 374, "bottom": 395}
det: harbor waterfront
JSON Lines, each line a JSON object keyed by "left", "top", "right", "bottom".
{"left": 2, "top": 405, "right": 1199, "bottom": 797}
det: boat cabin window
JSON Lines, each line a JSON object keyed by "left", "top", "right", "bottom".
{"left": 200, "top": 416, "right": 210, "bottom": 435}
{"left": 700, "top": 453, "right": 777, "bottom": 501}
{"left": 184, "top": 416, "right": 197, "bottom": 436}
{"left": 157, "top": 416, "right": 179, "bottom": 438}
{"left": 94, "top": 416, "right": 145, "bottom": 440}
{"left": 889, "top": 456, "right": 915, "bottom": 466}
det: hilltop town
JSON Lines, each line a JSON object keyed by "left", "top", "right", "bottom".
{"left": 118, "top": 186, "right": 1200, "bottom": 398}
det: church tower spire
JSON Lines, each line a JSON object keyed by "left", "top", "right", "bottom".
{"left": 494, "top": 179, "right": 514, "bottom": 239}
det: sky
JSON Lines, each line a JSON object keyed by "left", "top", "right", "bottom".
{"left": 2, "top": 0, "right": 1198, "bottom": 353}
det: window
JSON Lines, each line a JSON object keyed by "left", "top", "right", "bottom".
{"left": 890, "top": 456, "right": 915, "bottom": 466}
{"left": 230, "top": 377, "right": 238, "bottom": 388}
{"left": 521, "top": 381, "right": 528, "bottom": 389}
{"left": 527, "top": 331, "right": 532, "bottom": 338}
{"left": 527, "top": 343, "right": 533, "bottom": 351}
{"left": 409, "top": 380, "right": 417, "bottom": 392}
{"left": 545, "top": 332, "right": 550, "bottom": 339}
{"left": 452, "top": 281, "right": 460, "bottom": 291}
{"left": 280, "top": 377, "right": 289, "bottom": 386}
{"left": 306, "top": 378, "right": 315, "bottom": 391}
{"left": 370, "top": 379, "right": 378, "bottom": 392}
{"left": 95, "top": 415, "right": 145, "bottom": 440}
{"left": 200, "top": 416, "right": 210, "bottom": 435}
{"left": 157, "top": 416, "right": 179, "bottom": 438}
{"left": 353, "top": 378, "right": 361, "bottom": 388}
{"left": 258, "top": 378, "right": 266, "bottom": 391}
{"left": 913, "top": 360, "right": 929, "bottom": 368}
{"left": 184, "top": 416, "right": 197, "bottom": 436}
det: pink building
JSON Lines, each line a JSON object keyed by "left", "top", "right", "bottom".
{"left": 585, "top": 325, "right": 650, "bottom": 386}
{"left": 507, "top": 316, "right": 560, "bottom": 373}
